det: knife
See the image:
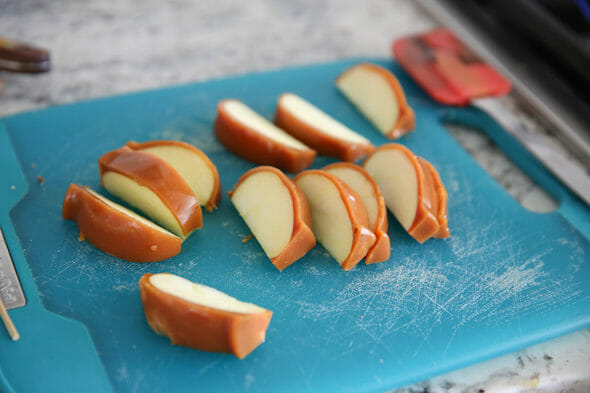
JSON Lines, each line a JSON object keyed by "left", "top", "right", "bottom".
{"left": 393, "top": 28, "right": 590, "bottom": 207}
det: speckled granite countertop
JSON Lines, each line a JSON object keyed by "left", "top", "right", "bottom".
{"left": 1, "top": 1, "right": 588, "bottom": 392}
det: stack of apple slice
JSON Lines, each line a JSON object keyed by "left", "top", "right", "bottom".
{"left": 227, "top": 150, "right": 449, "bottom": 269}
{"left": 294, "top": 170, "right": 377, "bottom": 270}
{"left": 98, "top": 145, "right": 203, "bottom": 239}
{"left": 363, "top": 143, "right": 449, "bottom": 243}
{"left": 323, "top": 162, "right": 390, "bottom": 264}
{"left": 229, "top": 165, "right": 393, "bottom": 271}
{"left": 62, "top": 140, "right": 221, "bottom": 262}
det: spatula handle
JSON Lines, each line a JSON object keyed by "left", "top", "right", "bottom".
{"left": 473, "top": 97, "right": 590, "bottom": 208}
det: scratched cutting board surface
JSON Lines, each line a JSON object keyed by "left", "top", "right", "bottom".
{"left": 1, "top": 58, "right": 589, "bottom": 393}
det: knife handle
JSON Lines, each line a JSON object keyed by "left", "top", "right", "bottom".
{"left": 0, "top": 37, "right": 50, "bottom": 73}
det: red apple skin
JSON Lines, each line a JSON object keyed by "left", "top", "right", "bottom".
{"left": 139, "top": 274, "right": 273, "bottom": 359}
{"left": 126, "top": 140, "right": 222, "bottom": 212}
{"left": 274, "top": 93, "right": 375, "bottom": 162}
{"left": 363, "top": 144, "right": 439, "bottom": 244}
{"left": 419, "top": 158, "right": 450, "bottom": 238}
{"left": 323, "top": 162, "right": 390, "bottom": 264}
{"left": 336, "top": 63, "right": 415, "bottom": 139}
{"left": 229, "top": 166, "right": 316, "bottom": 271}
{"left": 214, "top": 100, "right": 316, "bottom": 173}
{"left": 98, "top": 146, "right": 202, "bottom": 236}
{"left": 294, "top": 170, "right": 376, "bottom": 271}
{"left": 62, "top": 184, "right": 181, "bottom": 262}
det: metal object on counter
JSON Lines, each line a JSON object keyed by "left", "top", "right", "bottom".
{"left": 0, "top": 37, "right": 50, "bottom": 73}
{"left": 415, "top": 0, "right": 590, "bottom": 202}
{"left": 475, "top": 96, "right": 590, "bottom": 206}
{"left": 0, "top": 228, "right": 25, "bottom": 311}
{"left": 0, "top": 228, "right": 23, "bottom": 341}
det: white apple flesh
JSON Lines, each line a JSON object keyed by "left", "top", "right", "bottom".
{"left": 149, "top": 273, "right": 267, "bottom": 314}
{"left": 101, "top": 171, "right": 186, "bottom": 236}
{"left": 274, "top": 93, "right": 374, "bottom": 162}
{"left": 364, "top": 148, "right": 418, "bottom": 230}
{"left": 215, "top": 99, "right": 316, "bottom": 172}
{"left": 336, "top": 63, "right": 415, "bottom": 139}
{"left": 225, "top": 100, "right": 309, "bottom": 150}
{"left": 232, "top": 171, "right": 294, "bottom": 258}
{"left": 230, "top": 166, "right": 315, "bottom": 271}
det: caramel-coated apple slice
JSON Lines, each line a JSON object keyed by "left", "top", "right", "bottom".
{"left": 335, "top": 62, "right": 415, "bottom": 139}
{"left": 215, "top": 99, "right": 316, "bottom": 173}
{"left": 99, "top": 146, "right": 202, "bottom": 239}
{"left": 140, "top": 273, "right": 273, "bottom": 359}
{"left": 127, "top": 140, "right": 221, "bottom": 212}
{"left": 62, "top": 184, "right": 181, "bottom": 262}
{"left": 363, "top": 143, "right": 439, "bottom": 243}
{"left": 323, "top": 162, "right": 390, "bottom": 264}
{"left": 294, "top": 170, "right": 376, "bottom": 270}
{"left": 229, "top": 166, "right": 316, "bottom": 271}
{"left": 419, "top": 157, "right": 450, "bottom": 238}
{"left": 274, "top": 93, "right": 375, "bottom": 162}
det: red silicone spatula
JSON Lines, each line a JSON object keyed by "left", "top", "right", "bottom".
{"left": 393, "top": 28, "right": 590, "bottom": 207}
{"left": 393, "top": 28, "right": 511, "bottom": 106}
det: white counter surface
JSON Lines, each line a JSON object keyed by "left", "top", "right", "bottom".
{"left": 1, "top": 1, "right": 588, "bottom": 392}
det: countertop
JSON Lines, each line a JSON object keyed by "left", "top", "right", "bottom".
{"left": 0, "top": 0, "right": 588, "bottom": 392}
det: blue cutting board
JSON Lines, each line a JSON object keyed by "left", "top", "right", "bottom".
{"left": 1, "top": 58, "right": 589, "bottom": 393}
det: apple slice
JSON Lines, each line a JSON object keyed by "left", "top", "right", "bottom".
{"left": 419, "top": 157, "right": 450, "bottom": 238}
{"left": 62, "top": 184, "right": 181, "bottom": 262}
{"left": 294, "top": 170, "right": 376, "bottom": 270}
{"left": 274, "top": 93, "right": 375, "bottom": 162}
{"left": 229, "top": 166, "right": 316, "bottom": 271}
{"left": 139, "top": 273, "right": 273, "bottom": 359}
{"left": 363, "top": 143, "right": 440, "bottom": 243}
{"left": 98, "top": 146, "right": 202, "bottom": 239}
{"left": 335, "top": 62, "right": 415, "bottom": 139}
{"left": 323, "top": 162, "right": 390, "bottom": 264}
{"left": 126, "top": 140, "right": 221, "bottom": 212}
{"left": 215, "top": 99, "right": 316, "bottom": 173}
